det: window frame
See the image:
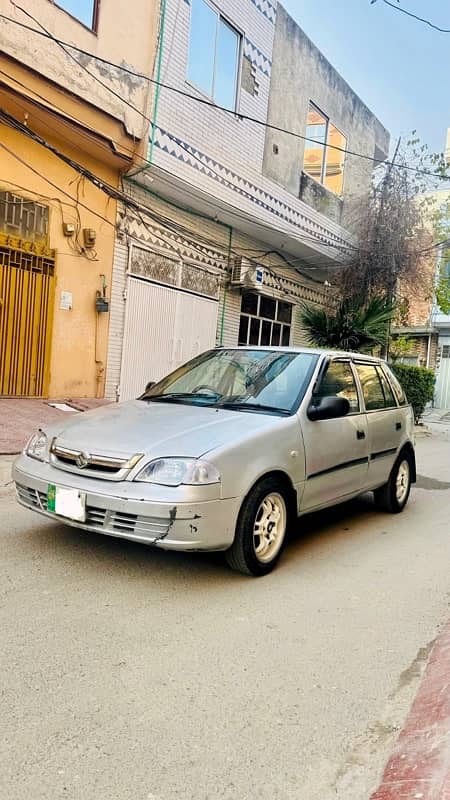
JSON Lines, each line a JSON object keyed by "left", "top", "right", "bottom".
{"left": 186, "top": 0, "right": 242, "bottom": 112}
{"left": 51, "top": 0, "right": 100, "bottom": 32}
{"left": 238, "top": 292, "right": 293, "bottom": 348}
{"left": 303, "top": 101, "right": 347, "bottom": 196}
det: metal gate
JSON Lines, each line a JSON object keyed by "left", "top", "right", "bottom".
{"left": 0, "top": 234, "right": 55, "bottom": 397}
{"left": 435, "top": 339, "right": 450, "bottom": 409}
{"left": 119, "top": 276, "right": 219, "bottom": 401}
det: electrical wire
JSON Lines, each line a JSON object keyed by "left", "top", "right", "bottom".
{"left": 0, "top": 121, "right": 339, "bottom": 304}
{"left": 371, "top": 0, "right": 450, "bottom": 33}
{"left": 0, "top": 65, "right": 353, "bottom": 268}
{"left": 1, "top": 107, "right": 444, "bottom": 292}
{"left": 2, "top": 7, "right": 450, "bottom": 182}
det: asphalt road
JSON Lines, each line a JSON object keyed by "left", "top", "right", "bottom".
{"left": 1, "top": 425, "right": 450, "bottom": 800}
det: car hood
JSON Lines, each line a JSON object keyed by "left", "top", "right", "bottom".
{"left": 48, "top": 400, "right": 280, "bottom": 459}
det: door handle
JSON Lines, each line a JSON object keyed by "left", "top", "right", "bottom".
{"left": 356, "top": 430, "right": 366, "bottom": 440}
{"left": 396, "top": 422, "right": 402, "bottom": 430}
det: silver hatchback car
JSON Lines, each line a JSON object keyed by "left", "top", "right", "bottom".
{"left": 14, "top": 347, "right": 416, "bottom": 576}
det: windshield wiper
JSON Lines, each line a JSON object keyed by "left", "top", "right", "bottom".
{"left": 143, "top": 392, "right": 217, "bottom": 404}
{"left": 218, "top": 401, "right": 290, "bottom": 416}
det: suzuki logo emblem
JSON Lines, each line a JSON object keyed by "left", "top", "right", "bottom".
{"left": 76, "top": 452, "right": 90, "bottom": 469}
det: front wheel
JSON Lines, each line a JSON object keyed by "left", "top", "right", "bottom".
{"left": 225, "top": 478, "right": 291, "bottom": 576}
{"left": 374, "top": 452, "right": 412, "bottom": 514}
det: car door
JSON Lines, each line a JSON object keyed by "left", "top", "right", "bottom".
{"left": 353, "top": 362, "right": 404, "bottom": 489}
{"left": 300, "top": 359, "right": 369, "bottom": 511}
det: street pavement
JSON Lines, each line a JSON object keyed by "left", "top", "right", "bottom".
{"left": 1, "top": 425, "right": 450, "bottom": 800}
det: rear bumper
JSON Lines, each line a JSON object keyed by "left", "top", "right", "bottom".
{"left": 13, "top": 456, "right": 241, "bottom": 551}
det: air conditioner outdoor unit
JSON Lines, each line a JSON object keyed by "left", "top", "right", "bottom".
{"left": 230, "top": 256, "right": 264, "bottom": 290}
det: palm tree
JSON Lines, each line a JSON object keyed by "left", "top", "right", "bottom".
{"left": 299, "top": 295, "right": 395, "bottom": 353}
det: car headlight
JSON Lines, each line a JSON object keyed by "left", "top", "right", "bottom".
{"left": 134, "top": 458, "right": 221, "bottom": 487}
{"left": 25, "top": 430, "right": 49, "bottom": 461}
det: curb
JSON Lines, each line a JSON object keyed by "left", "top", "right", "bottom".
{"left": 370, "top": 620, "right": 450, "bottom": 799}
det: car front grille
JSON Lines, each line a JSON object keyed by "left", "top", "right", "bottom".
{"left": 16, "top": 483, "right": 169, "bottom": 540}
{"left": 49, "top": 441, "right": 143, "bottom": 482}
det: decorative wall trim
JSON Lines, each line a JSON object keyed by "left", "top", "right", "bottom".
{"left": 151, "top": 125, "right": 350, "bottom": 252}
{"left": 244, "top": 37, "right": 272, "bottom": 77}
{"left": 249, "top": 0, "right": 277, "bottom": 24}
{"left": 184, "top": 0, "right": 277, "bottom": 26}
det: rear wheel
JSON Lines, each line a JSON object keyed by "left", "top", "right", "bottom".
{"left": 225, "top": 478, "right": 291, "bottom": 576}
{"left": 374, "top": 452, "right": 412, "bottom": 513}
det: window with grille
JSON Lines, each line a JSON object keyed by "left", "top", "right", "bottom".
{"left": 238, "top": 292, "right": 292, "bottom": 347}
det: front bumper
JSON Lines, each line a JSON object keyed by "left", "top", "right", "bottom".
{"left": 13, "top": 455, "right": 241, "bottom": 551}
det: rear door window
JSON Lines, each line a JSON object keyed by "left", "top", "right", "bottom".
{"left": 376, "top": 366, "right": 397, "bottom": 408}
{"left": 382, "top": 365, "right": 407, "bottom": 406}
{"left": 355, "top": 364, "right": 386, "bottom": 411}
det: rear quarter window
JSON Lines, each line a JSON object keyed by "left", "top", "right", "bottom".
{"left": 382, "top": 365, "right": 408, "bottom": 406}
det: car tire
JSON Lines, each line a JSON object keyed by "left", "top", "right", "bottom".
{"left": 225, "top": 478, "right": 292, "bottom": 576}
{"left": 374, "top": 451, "right": 413, "bottom": 514}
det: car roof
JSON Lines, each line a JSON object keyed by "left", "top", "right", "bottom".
{"left": 216, "top": 346, "right": 385, "bottom": 363}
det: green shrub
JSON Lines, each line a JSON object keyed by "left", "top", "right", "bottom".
{"left": 391, "top": 364, "right": 435, "bottom": 424}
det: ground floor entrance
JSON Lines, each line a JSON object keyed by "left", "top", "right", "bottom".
{"left": 119, "top": 271, "right": 219, "bottom": 401}
{"left": 0, "top": 233, "right": 55, "bottom": 397}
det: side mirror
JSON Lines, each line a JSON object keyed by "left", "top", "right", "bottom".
{"left": 307, "top": 395, "right": 350, "bottom": 421}
{"left": 145, "top": 381, "right": 155, "bottom": 393}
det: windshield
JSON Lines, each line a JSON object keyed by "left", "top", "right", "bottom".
{"left": 141, "top": 349, "right": 318, "bottom": 415}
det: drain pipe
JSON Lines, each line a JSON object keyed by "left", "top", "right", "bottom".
{"left": 220, "top": 227, "right": 233, "bottom": 346}
{"left": 129, "top": 0, "right": 167, "bottom": 178}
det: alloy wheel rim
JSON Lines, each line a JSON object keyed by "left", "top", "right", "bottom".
{"left": 253, "top": 492, "right": 287, "bottom": 564}
{"left": 396, "top": 460, "right": 410, "bottom": 504}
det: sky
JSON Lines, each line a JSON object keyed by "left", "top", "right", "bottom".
{"left": 281, "top": 0, "right": 450, "bottom": 156}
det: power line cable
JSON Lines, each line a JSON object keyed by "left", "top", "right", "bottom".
{"left": 2, "top": 7, "right": 450, "bottom": 182}
{"left": 0, "top": 114, "right": 337, "bottom": 289}
{"left": 0, "top": 64, "right": 354, "bottom": 266}
{"left": 371, "top": 0, "right": 450, "bottom": 33}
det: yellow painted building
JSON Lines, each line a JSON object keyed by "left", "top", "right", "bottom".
{"left": 0, "top": 0, "right": 159, "bottom": 398}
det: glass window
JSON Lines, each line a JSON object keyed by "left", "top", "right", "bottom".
{"left": 303, "top": 103, "right": 347, "bottom": 197}
{"left": 241, "top": 292, "right": 258, "bottom": 316}
{"left": 277, "top": 301, "right": 292, "bottom": 324}
{"left": 383, "top": 366, "right": 407, "bottom": 406}
{"left": 188, "top": 0, "right": 241, "bottom": 111}
{"left": 324, "top": 124, "right": 347, "bottom": 196}
{"left": 143, "top": 348, "right": 319, "bottom": 414}
{"left": 376, "top": 367, "right": 396, "bottom": 408}
{"left": 316, "top": 361, "right": 360, "bottom": 413}
{"left": 249, "top": 317, "right": 260, "bottom": 346}
{"left": 281, "top": 326, "right": 291, "bottom": 346}
{"left": 303, "top": 106, "right": 327, "bottom": 183}
{"left": 260, "top": 296, "right": 276, "bottom": 320}
{"left": 238, "top": 292, "right": 292, "bottom": 347}
{"left": 55, "top": 0, "right": 97, "bottom": 28}
{"left": 356, "top": 364, "right": 386, "bottom": 411}
{"left": 238, "top": 316, "right": 249, "bottom": 346}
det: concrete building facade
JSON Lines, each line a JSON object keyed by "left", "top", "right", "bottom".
{"left": 105, "top": 0, "right": 390, "bottom": 401}
{"left": 0, "top": 0, "right": 159, "bottom": 398}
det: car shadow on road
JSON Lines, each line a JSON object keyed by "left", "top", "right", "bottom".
{"left": 23, "top": 492, "right": 380, "bottom": 584}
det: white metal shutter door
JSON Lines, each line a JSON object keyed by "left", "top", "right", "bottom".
{"left": 435, "top": 340, "right": 450, "bottom": 409}
{"left": 172, "top": 292, "right": 219, "bottom": 368}
{"left": 120, "top": 278, "right": 179, "bottom": 401}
